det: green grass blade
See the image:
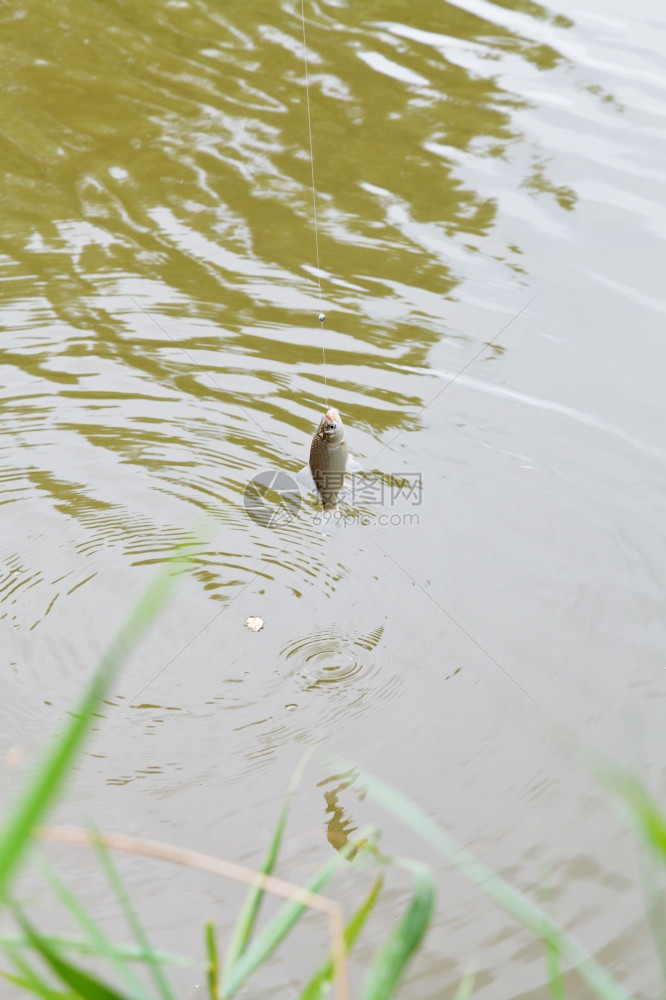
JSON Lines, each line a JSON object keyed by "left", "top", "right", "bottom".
{"left": 602, "top": 767, "right": 666, "bottom": 982}
{"left": 0, "top": 969, "right": 73, "bottom": 1000}
{"left": 359, "top": 860, "right": 435, "bottom": 1000}
{"left": 205, "top": 922, "right": 221, "bottom": 1000}
{"left": 0, "top": 567, "right": 176, "bottom": 901}
{"left": 321, "top": 756, "right": 632, "bottom": 1000}
{"left": 92, "top": 833, "right": 176, "bottom": 1000}
{"left": 2, "top": 941, "right": 77, "bottom": 1000}
{"left": 299, "top": 875, "right": 384, "bottom": 1000}
{"left": 0, "top": 970, "right": 73, "bottom": 1000}
{"left": 604, "top": 768, "right": 666, "bottom": 858}
{"left": 224, "top": 797, "right": 290, "bottom": 976}
{"left": 452, "top": 964, "right": 477, "bottom": 1000}
{"left": 223, "top": 838, "right": 373, "bottom": 998}
{"left": 0, "top": 932, "right": 195, "bottom": 967}
{"left": 10, "top": 905, "right": 132, "bottom": 1000}
{"left": 223, "top": 757, "right": 311, "bottom": 975}
{"left": 545, "top": 938, "right": 565, "bottom": 1000}
{"left": 36, "top": 854, "right": 149, "bottom": 1000}
{"left": 1, "top": 969, "right": 64, "bottom": 1000}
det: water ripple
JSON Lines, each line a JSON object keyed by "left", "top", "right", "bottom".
{"left": 278, "top": 624, "right": 402, "bottom": 721}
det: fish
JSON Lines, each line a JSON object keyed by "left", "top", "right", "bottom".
{"left": 296, "top": 407, "right": 362, "bottom": 534}
{"left": 309, "top": 407, "right": 348, "bottom": 512}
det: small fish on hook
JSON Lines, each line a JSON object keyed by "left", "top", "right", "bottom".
{"left": 310, "top": 407, "right": 347, "bottom": 513}
{"left": 298, "top": 407, "right": 362, "bottom": 532}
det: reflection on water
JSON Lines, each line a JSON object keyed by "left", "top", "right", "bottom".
{"left": 319, "top": 768, "right": 363, "bottom": 854}
{"left": 1, "top": 0, "right": 579, "bottom": 606}
{"left": 1, "top": 0, "right": 575, "bottom": 401}
{"left": 3, "top": 0, "right": 666, "bottom": 995}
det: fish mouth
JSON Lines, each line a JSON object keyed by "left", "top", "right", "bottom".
{"left": 322, "top": 407, "right": 340, "bottom": 434}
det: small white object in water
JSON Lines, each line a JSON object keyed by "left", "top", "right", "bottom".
{"left": 245, "top": 616, "right": 264, "bottom": 632}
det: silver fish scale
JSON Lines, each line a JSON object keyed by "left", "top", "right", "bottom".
{"left": 309, "top": 410, "right": 347, "bottom": 512}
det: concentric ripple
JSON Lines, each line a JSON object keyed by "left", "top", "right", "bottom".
{"left": 280, "top": 624, "right": 386, "bottom": 693}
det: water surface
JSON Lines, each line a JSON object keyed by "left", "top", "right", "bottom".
{"left": 2, "top": 0, "right": 665, "bottom": 995}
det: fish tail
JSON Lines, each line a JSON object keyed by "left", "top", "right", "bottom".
{"left": 319, "top": 508, "right": 340, "bottom": 537}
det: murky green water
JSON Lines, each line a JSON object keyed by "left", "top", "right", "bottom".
{"left": 3, "top": 0, "right": 666, "bottom": 994}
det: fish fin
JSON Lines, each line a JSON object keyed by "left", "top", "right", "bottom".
{"left": 346, "top": 454, "right": 363, "bottom": 474}
{"left": 319, "top": 509, "right": 339, "bottom": 537}
{"left": 296, "top": 463, "right": 317, "bottom": 495}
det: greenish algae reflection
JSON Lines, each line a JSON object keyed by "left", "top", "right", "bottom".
{"left": 1, "top": 0, "right": 579, "bottom": 586}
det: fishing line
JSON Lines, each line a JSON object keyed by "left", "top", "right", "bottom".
{"left": 127, "top": 296, "right": 283, "bottom": 452}
{"left": 300, "top": 0, "right": 329, "bottom": 407}
{"left": 372, "top": 291, "right": 540, "bottom": 464}
{"left": 377, "top": 543, "right": 541, "bottom": 708}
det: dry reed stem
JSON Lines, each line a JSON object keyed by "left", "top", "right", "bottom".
{"left": 37, "top": 825, "right": 349, "bottom": 1000}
